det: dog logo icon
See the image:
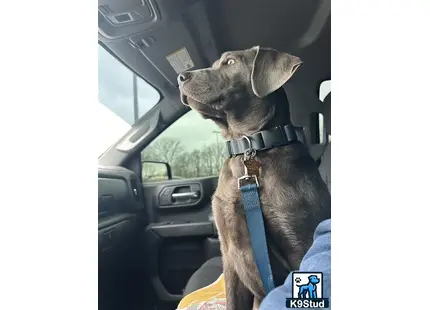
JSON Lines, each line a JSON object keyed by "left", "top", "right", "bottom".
{"left": 286, "top": 272, "right": 329, "bottom": 308}
{"left": 297, "top": 274, "right": 320, "bottom": 298}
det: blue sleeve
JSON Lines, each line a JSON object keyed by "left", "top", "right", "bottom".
{"left": 259, "top": 219, "right": 331, "bottom": 309}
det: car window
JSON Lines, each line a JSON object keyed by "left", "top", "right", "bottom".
{"left": 318, "top": 80, "right": 331, "bottom": 143}
{"left": 98, "top": 44, "right": 160, "bottom": 156}
{"left": 141, "top": 111, "right": 225, "bottom": 182}
{"left": 319, "top": 80, "right": 331, "bottom": 102}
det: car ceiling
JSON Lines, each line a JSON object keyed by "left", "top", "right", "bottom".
{"left": 98, "top": 0, "right": 330, "bottom": 128}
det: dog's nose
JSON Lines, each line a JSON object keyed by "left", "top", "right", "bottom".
{"left": 177, "top": 72, "right": 191, "bottom": 84}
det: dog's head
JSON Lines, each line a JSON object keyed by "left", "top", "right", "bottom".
{"left": 308, "top": 275, "right": 320, "bottom": 284}
{"left": 178, "top": 46, "right": 302, "bottom": 138}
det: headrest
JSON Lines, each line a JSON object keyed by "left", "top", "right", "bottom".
{"left": 322, "top": 92, "right": 331, "bottom": 134}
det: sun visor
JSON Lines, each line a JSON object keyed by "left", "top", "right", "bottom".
{"left": 99, "top": 0, "right": 218, "bottom": 88}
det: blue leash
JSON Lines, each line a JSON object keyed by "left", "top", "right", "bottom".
{"left": 239, "top": 182, "right": 275, "bottom": 294}
{"left": 231, "top": 128, "right": 299, "bottom": 295}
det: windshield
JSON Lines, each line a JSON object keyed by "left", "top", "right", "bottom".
{"left": 98, "top": 44, "right": 160, "bottom": 156}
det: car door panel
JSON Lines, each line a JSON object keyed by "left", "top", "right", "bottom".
{"left": 141, "top": 176, "right": 221, "bottom": 301}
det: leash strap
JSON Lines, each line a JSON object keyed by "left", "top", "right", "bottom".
{"left": 239, "top": 183, "right": 275, "bottom": 294}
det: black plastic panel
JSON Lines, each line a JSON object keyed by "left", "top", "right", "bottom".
{"left": 99, "top": 219, "right": 132, "bottom": 252}
{"left": 98, "top": 214, "right": 138, "bottom": 262}
{"left": 98, "top": 166, "right": 144, "bottom": 262}
{"left": 149, "top": 221, "right": 214, "bottom": 238}
{"left": 98, "top": 166, "right": 144, "bottom": 217}
{"left": 98, "top": 178, "right": 128, "bottom": 216}
{"left": 203, "top": 238, "right": 222, "bottom": 259}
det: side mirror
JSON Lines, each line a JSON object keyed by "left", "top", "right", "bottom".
{"left": 142, "top": 161, "right": 172, "bottom": 182}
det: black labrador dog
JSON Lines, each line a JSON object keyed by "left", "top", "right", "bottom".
{"left": 178, "top": 46, "right": 331, "bottom": 310}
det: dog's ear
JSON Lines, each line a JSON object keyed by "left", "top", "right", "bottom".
{"left": 250, "top": 46, "right": 302, "bottom": 98}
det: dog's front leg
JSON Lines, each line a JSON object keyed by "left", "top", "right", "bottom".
{"left": 224, "top": 264, "right": 254, "bottom": 310}
{"left": 252, "top": 296, "right": 262, "bottom": 310}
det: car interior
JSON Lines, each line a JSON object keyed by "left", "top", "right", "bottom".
{"left": 98, "top": 0, "right": 331, "bottom": 310}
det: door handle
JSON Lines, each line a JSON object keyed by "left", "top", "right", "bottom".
{"left": 158, "top": 184, "right": 202, "bottom": 208}
{"left": 171, "top": 191, "right": 200, "bottom": 200}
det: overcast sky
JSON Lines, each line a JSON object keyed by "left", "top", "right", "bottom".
{"left": 98, "top": 45, "right": 160, "bottom": 124}
{"left": 98, "top": 45, "right": 222, "bottom": 152}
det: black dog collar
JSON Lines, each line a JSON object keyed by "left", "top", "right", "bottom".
{"left": 225, "top": 124, "right": 301, "bottom": 157}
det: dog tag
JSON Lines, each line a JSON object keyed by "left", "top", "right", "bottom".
{"left": 243, "top": 158, "right": 261, "bottom": 178}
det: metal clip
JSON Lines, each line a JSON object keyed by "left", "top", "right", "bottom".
{"left": 238, "top": 135, "right": 260, "bottom": 189}
{"left": 242, "top": 135, "right": 256, "bottom": 160}
{"left": 238, "top": 175, "right": 260, "bottom": 189}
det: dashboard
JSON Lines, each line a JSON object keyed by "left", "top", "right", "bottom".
{"left": 98, "top": 166, "right": 144, "bottom": 259}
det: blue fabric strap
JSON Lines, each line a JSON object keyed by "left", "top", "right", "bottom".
{"left": 240, "top": 183, "right": 275, "bottom": 294}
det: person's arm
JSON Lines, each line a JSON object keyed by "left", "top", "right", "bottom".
{"left": 259, "top": 219, "right": 331, "bottom": 309}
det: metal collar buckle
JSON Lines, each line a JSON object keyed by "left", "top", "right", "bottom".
{"left": 242, "top": 135, "right": 256, "bottom": 161}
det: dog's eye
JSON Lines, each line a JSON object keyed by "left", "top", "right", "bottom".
{"left": 227, "top": 59, "right": 235, "bottom": 65}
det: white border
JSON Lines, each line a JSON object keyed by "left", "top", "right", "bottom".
{"left": 1, "top": 1, "right": 430, "bottom": 310}
{"left": 1, "top": 1, "right": 97, "bottom": 309}
{"left": 333, "top": 0, "right": 430, "bottom": 309}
